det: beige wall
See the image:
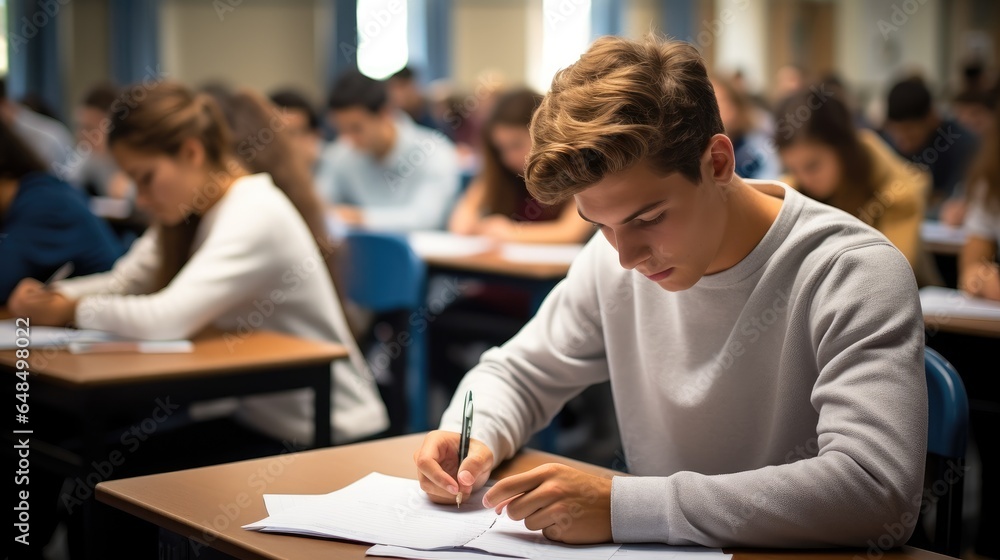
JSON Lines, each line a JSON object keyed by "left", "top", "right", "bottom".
{"left": 160, "top": 0, "right": 324, "bottom": 103}
{"left": 63, "top": 0, "right": 112, "bottom": 119}
{"left": 451, "top": 0, "right": 530, "bottom": 90}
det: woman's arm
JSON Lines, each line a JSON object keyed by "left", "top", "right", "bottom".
{"left": 448, "top": 179, "right": 487, "bottom": 235}
{"left": 479, "top": 203, "right": 594, "bottom": 244}
{"left": 959, "top": 235, "right": 1000, "bottom": 300}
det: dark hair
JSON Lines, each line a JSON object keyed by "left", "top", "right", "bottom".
{"left": 953, "top": 87, "right": 998, "bottom": 111}
{"left": 269, "top": 89, "right": 320, "bottom": 130}
{"left": 82, "top": 83, "right": 121, "bottom": 113}
{"left": 0, "top": 119, "right": 49, "bottom": 180}
{"left": 327, "top": 70, "right": 388, "bottom": 113}
{"left": 887, "top": 77, "right": 933, "bottom": 122}
{"left": 390, "top": 66, "right": 416, "bottom": 82}
{"left": 526, "top": 36, "right": 725, "bottom": 204}
{"left": 774, "top": 89, "right": 875, "bottom": 213}
{"left": 478, "top": 88, "right": 544, "bottom": 216}
{"left": 108, "top": 81, "right": 236, "bottom": 290}
{"left": 0, "top": 78, "right": 7, "bottom": 101}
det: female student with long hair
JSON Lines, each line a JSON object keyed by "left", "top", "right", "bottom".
{"left": 449, "top": 88, "right": 591, "bottom": 243}
{"left": 1, "top": 119, "right": 123, "bottom": 303}
{"left": 774, "top": 89, "right": 929, "bottom": 271}
{"left": 7, "top": 82, "right": 388, "bottom": 445}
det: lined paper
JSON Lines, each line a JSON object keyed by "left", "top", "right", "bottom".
{"left": 0, "top": 320, "right": 122, "bottom": 351}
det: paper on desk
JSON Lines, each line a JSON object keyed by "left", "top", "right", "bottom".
{"left": 499, "top": 243, "right": 584, "bottom": 264}
{"left": 0, "top": 320, "right": 122, "bottom": 351}
{"left": 921, "top": 221, "right": 967, "bottom": 246}
{"left": 244, "top": 472, "right": 622, "bottom": 559}
{"left": 409, "top": 231, "right": 495, "bottom": 259}
{"left": 368, "top": 541, "right": 731, "bottom": 560}
{"left": 919, "top": 286, "right": 1000, "bottom": 320}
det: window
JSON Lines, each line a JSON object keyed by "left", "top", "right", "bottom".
{"left": 356, "top": 0, "right": 408, "bottom": 80}
{"left": 0, "top": 0, "right": 8, "bottom": 76}
{"left": 532, "top": 0, "right": 592, "bottom": 92}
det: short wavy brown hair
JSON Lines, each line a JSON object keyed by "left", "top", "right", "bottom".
{"left": 525, "top": 36, "right": 724, "bottom": 205}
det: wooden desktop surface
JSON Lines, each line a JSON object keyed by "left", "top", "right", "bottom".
{"left": 0, "top": 313, "right": 348, "bottom": 386}
{"left": 97, "top": 433, "right": 950, "bottom": 560}
{"left": 924, "top": 312, "right": 1000, "bottom": 338}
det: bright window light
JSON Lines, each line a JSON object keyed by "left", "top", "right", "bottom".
{"left": 0, "top": 0, "right": 8, "bottom": 76}
{"left": 537, "top": 0, "right": 592, "bottom": 91}
{"left": 356, "top": 0, "right": 408, "bottom": 80}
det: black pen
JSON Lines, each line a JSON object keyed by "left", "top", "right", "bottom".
{"left": 456, "top": 390, "right": 473, "bottom": 508}
{"left": 43, "top": 262, "right": 74, "bottom": 289}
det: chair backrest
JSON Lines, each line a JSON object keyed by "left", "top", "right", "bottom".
{"left": 341, "top": 230, "right": 427, "bottom": 312}
{"left": 924, "top": 347, "right": 969, "bottom": 459}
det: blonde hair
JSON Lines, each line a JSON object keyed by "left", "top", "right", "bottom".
{"left": 525, "top": 36, "right": 724, "bottom": 205}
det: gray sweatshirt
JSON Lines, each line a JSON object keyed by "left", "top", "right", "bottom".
{"left": 440, "top": 181, "right": 927, "bottom": 548}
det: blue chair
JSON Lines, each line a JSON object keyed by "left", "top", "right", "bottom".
{"left": 923, "top": 347, "right": 969, "bottom": 558}
{"left": 342, "top": 230, "right": 429, "bottom": 432}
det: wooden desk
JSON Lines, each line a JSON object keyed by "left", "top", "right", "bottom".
{"left": 423, "top": 250, "right": 572, "bottom": 281}
{"left": 98, "top": 433, "right": 949, "bottom": 560}
{"left": 924, "top": 312, "right": 1000, "bottom": 338}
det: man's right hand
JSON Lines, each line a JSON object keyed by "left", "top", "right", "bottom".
{"left": 414, "top": 430, "right": 495, "bottom": 505}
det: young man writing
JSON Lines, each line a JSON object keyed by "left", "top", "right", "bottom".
{"left": 414, "top": 36, "right": 927, "bottom": 548}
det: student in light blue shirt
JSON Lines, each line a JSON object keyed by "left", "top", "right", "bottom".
{"left": 316, "top": 71, "right": 460, "bottom": 232}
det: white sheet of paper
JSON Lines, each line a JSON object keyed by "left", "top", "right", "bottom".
{"left": 244, "top": 473, "right": 621, "bottom": 559}
{"left": 919, "top": 286, "right": 1000, "bottom": 320}
{"left": 244, "top": 472, "right": 498, "bottom": 550}
{"left": 367, "top": 542, "right": 731, "bottom": 560}
{"left": 921, "top": 221, "right": 967, "bottom": 247}
{"left": 0, "top": 320, "right": 122, "bottom": 351}
{"left": 409, "top": 231, "right": 495, "bottom": 259}
{"left": 499, "top": 243, "right": 584, "bottom": 265}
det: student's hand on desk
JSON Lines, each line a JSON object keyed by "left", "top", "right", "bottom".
{"left": 334, "top": 205, "right": 364, "bottom": 226}
{"left": 961, "top": 261, "right": 1000, "bottom": 301}
{"left": 484, "top": 463, "right": 613, "bottom": 544}
{"left": 7, "top": 278, "right": 78, "bottom": 326}
{"left": 476, "top": 215, "right": 517, "bottom": 241}
{"left": 414, "top": 429, "right": 494, "bottom": 505}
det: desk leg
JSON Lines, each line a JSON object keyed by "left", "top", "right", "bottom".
{"left": 314, "top": 363, "right": 333, "bottom": 448}
{"left": 158, "top": 528, "right": 235, "bottom": 560}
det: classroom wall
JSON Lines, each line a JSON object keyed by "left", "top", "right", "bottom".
{"left": 834, "top": 0, "right": 944, "bottom": 100}
{"left": 451, "top": 0, "right": 531, "bottom": 91}
{"left": 60, "top": 0, "right": 113, "bottom": 121}
{"left": 159, "top": 0, "right": 325, "bottom": 104}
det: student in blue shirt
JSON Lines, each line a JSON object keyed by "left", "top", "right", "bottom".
{"left": 0, "top": 119, "right": 123, "bottom": 304}
{"left": 315, "top": 70, "right": 460, "bottom": 231}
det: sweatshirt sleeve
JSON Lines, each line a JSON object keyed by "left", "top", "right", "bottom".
{"left": 610, "top": 243, "right": 927, "bottom": 547}
{"left": 439, "top": 238, "right": 611, "bottom": 462}
{"left": 68, "top": 208, "right": 287, "bottom": 340}
{"left": 54, "top": 228, "right": 161, "bottom": 298}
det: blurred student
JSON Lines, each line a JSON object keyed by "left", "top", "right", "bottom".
{"left": 0, "top": 78, "right": 75, "bottom": 181}
{"left": 952, "top": 85, "right": 998, "bottom": 140}
{"left": 0, "top": 119, "right": 122, "bottom": 303}
{"left": 883, "top": 76, "right": 978, "bottom": 220}
{"left": 955, "top": 98, "right": 1000, "bottom": 560}
{"left": 269, "top": 88, "right": 326, "bottom": 174}
{"left": 449, "top": 88, "right": 591, "bottom": 243}
{"left": 775, "top": 90, "right": 928, "bottom": 271}
{"left": 387, "top": 66, "right": 441, "bottom": 131}
{"left": 711, "top": 75, "right": 781, "bottom": 180}
{"left": 316, "top": 70, "right": 460, "bottom": 231}
{"left": 71, "top": 83, "right": 134, "bottom": 199}
{"left": 960, "top": 103, "right": 1000, "bottom": 302}
{"left": 7, "top": 82, "right": 388, "bottom": 445}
